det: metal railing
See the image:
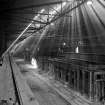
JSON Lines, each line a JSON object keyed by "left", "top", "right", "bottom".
{"left": 8, "top": 53, "right": 23, "bottom": 105}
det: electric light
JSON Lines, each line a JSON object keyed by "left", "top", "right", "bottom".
{"left": 62, "top": 2, "right": 67, "bottom": 6}
{"left": 75, "top": 46, "right": 79, "bottom": 53}
{"left": 35, "top": 23, "right": 40, "bottom": 28}
{"left": 51, "top": 23, "right": 54, "bottom": 26}
{"left": 63, "top": 42, "right": 66, "bottom": 46}
{"left": 40, "top": 9, "right": 45, "bottom": 13}
{"left": 31, "top": 58, "right": 38, "bottom": 69}
{"left": 87, "top": 0, "right": 93, "bottom": 5}
{"left": 50, "top": 10, "right": 56, "bottom": 16}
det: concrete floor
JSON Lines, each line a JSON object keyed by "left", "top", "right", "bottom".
{"left": 15, "top": 59, "right": 101, "bottom": 105}
{"left": 19, "top": 64, "right": 70, "bottom": 105}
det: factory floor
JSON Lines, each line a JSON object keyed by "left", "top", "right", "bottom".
{"left": 15, "top": 58, "right": 102, "bottom": 105}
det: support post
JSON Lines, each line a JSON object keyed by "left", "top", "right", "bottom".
{"left": 90, "top": 72, "right": 94, "bottom": 101}
{"left": 82, "top": 71, "right": 85, "bottom": 95}
{"left": 77, "top": 68, "right": 80, "bottom": 92}
{"left": 74, "top": 70, "right": 76, "bottom": 90}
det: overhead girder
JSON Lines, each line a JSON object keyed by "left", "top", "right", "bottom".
{"left": 8, "top": 0, "right": 105, "bottom": 57}
{"left": 3, "top": 0, "right": 89, "bottom": 56}
{"left": 28, "top": 27, "right": 40, "bottom": 30}
{"left": 5, "top": 0, "right": 79, "bottom": 36}
{"left": 29, "top": 0, "right": 88, "bottom": 34}
{"left": 50, "top": 0, "right": 88, "bottom": 23}
{"left": 30, "top": 0, "right": 90, "bottom": 54}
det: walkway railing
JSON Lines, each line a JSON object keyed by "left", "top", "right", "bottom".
{"left": 8, "top": 54, "right": 23, "bottom": 105}
{"left": 0, "top": 53, "right": 38, "bottom": 105}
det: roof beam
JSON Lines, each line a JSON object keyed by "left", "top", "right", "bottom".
{"left": 2, "top": 0, "right": 88, "bottom": 56}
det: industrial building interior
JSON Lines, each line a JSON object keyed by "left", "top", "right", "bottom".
{"left": 0, "top": 0, "right": 105, "bottom": 105}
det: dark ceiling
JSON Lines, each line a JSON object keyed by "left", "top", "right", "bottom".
{"left": 1, "top": 0, "right": 105, "bottom": 62}
{"left": 1, "top": 0, "right": 65, "bottom": 40}
{"left": 0, "top": 0, "right": 66, "bottom": 56}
